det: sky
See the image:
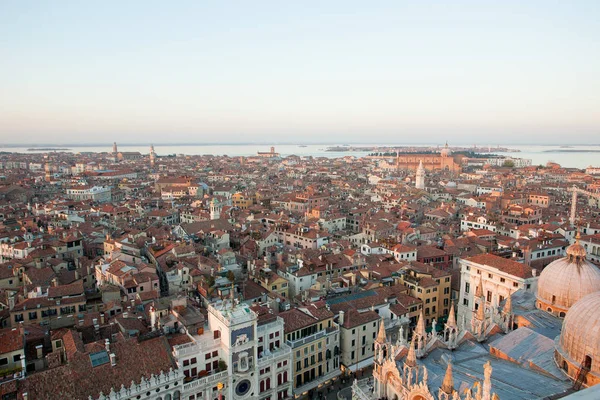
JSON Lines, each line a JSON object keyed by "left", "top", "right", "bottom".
{"left": 0, "top": 1, "right": 599, "bottom": 145}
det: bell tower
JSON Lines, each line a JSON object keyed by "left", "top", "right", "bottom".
{"left": 210, "top": 198, "right": 222, "bottom": 220}
{"left": 150, "top": 144, "right": 156, "bottom": 168}
{"left": 416, "top": 160, "right": 425, "bottom": 189}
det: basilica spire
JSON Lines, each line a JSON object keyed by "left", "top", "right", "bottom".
{"left": 376, "top": 318, "right": 387, "bottom": 344}
{"left": 415, "top": 309, "right": 426, "bottom": 338}
{"left": 503, "top": 292, "right": 512, "bottom": 315}
{"left": 405, "top": 339, "right": 417, "bottom": 367}
{"left": 441, "top": 362, "right": 454, "bottom": 394}
{"left": 446, "top": 302, "right": 457, "bottom": 329}
{"left": 475, "top": 273, "right": 484, "bottom": 298}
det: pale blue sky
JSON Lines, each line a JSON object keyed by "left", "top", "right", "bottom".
{"left": 0, "top": 1, "right": 599, "bottom": 144}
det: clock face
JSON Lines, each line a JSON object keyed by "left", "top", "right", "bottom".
{"left": 235, "top": 379, "right": 251, "bottom": 397}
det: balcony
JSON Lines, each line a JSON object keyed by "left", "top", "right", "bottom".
{"left": 351, "top": 378, "right": 375, "bottom": 400}
{"left": 286, "top": 325, "right": 338, "bottom": 349}
{"left": 183, "top": 370, "right": 228, "bottom": 393}
{"left": 293, "top": 368, "right": 342, "bottom": 396}
{"left": 172, "top": 337, "right": 220, "bottom": 358}
{"left": 257, "top": 343, "right": 292, "bottom": 367}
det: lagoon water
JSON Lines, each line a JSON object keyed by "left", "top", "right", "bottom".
{"left": 1, "top": 143, "right": 599, "bottom": 169}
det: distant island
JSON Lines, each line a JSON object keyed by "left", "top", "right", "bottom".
{"left": 27, "top": 148, "right": 71, "bottom": 151}
{"left": 326, "top": 145, "right": 519, "bottom": 153}
{"left": 544, "top": 149, "right": 600, "bottom": 153}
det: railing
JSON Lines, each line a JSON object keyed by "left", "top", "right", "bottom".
{"left": 257, "top": 319, "right": 284, "bottom": 334}
{"left": 293, "top": 369, "right": 342, "bottom": 395}
{"left": 173, "top": 338, "right": 220, "bottom": 358}
{"left": 257, "top": 343, "right": 292, "bottom": 366}
{"left": 183, "top": 370, "right": 229, "bottom": 392}
{"left": 286, "top": 326, "right": 339, "bottom": 349}
{"left": 351, "top": 378, "right": 374, "bottom": 400}
{"left": 573, "top": 360, "right": 590, "bottom": 391}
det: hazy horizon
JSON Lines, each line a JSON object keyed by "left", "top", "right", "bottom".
{"left": 1, "top": 1, "right": 599, "bottom": 144}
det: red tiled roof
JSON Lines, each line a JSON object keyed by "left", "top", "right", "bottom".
{"left": 0, "top": 327, "right": 23, "bottom": 354}
{"left": 464, "top": 254, "right": 534, "bottom": 279}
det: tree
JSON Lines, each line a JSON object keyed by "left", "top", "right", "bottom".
{"left": 226, "top": 270, "right": 235, "bottom": 282}
{"left": 205, "top": 275, "right": 215, "bottom": 287}
{"left": 502, "top": 160, "right": 515, "bottom": 168}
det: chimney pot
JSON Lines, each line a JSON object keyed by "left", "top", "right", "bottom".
{"left": 35, "top": 344, "right": 43, "bottom": 359}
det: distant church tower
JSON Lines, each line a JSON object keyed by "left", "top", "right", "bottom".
{"left": 150, "top": 144, "right": 156, "bottom": 168}
{"left": 210, "top": 198, "right": 222, "bottom": 220}
{"left": 44, "top": 162, "right": 52, "bottom": 182}
{"left": 112, "top": 142, "right": 119, "bottom": 162}
{"left": 415, "top": 160, "right": 425, "bottom": 189}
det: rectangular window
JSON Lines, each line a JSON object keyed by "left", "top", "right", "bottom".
{"left": 465, "top": 282, "right": 470, "bottom": 294}
{"left": 487, "top": 291, "right": 492, "bottom": 303}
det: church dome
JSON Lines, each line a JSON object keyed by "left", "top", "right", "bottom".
{"left": 536, "top": 235, "right": 600, "bottom": 317}
{"left": 555, "top": 291, "right": 600, "bottom": 384}
{"left": 440, "top": 142, "right": 452, "bottom": 157}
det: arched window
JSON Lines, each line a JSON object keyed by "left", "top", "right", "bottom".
{"left": 584, "top": 355, "right": 592, "bottom": 370}
{"left": 559, "top": 312, "right": 566, "bottom": 318}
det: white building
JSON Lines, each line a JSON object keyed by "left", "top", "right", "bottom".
{"left": 456, "top": 254, "right": 538, "bottom": 325}
{"left": 171, "top": 301, "right": 293, "bottom": 400}
{"left": 415, "top": 160, "right": 425, "bottom": 189}
{"left": 485, "top": 157, "right": 532, "bottom": 168}
{"left": 460, "top": 215, "right": 497, "bottom": 232}
{"left": 65, "top": 185, "right": 112, "bottom": 203}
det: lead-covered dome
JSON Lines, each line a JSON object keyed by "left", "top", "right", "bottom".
{"left": 440, "top": 142, "right": 452, "bottom": 157}
{"left": 555, "top": 291, "right": 600, "bottom": 385}
{"left": 536, "top": 234, "right": 600, "bottom": 317}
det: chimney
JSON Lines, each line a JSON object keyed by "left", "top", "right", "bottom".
{"left": 110, "top": 353, "right": 116, "bottom": 367}
{"left": 532, "top": 269, "right": 537, "bottom": 277}
{"left": 105, "top": 338, "right": 110, "bottom": 353}
{"left": 339, "top": 310, "right": 345, "bottom": 326}
{"left": 35, "top": 345, "right": 43, "bottom": 359}
{"left": 123, "top": 312, "right": 128, "bottom": 319}
{"left": 100, "top": 313, "right": 105, "bottom": 325}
